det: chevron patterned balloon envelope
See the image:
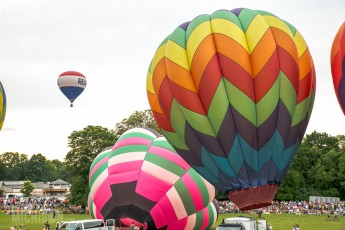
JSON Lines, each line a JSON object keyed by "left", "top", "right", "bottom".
{"left": 147, "top": 8, "right": 316, "bottom": 210}
{"left": 88, "top": 128, "right": 219, "bottom": 230}
{"left": 331, "top": 21, "right": 345, "bottom": 115}
{"left": 0, "top": 81, "right": 6, "bottom": 130}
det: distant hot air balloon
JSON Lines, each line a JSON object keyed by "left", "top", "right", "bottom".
{"left": 0, "top": 81, "right": 6, "bottom": 130}
{"left": 147, "top": 8, "right": 316, "bottom": 210}
{"left": 331, "top": 22, "right": 345, "bottom": 114}
{"left": 88, "top": 128, "right": 218, "bottom": 230}
{"left": 57, "top": 71, "right": 86, "bottom": 107}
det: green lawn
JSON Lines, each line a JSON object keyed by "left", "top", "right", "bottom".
{"left": 0, "top": 212, "right": 343, "bottom": 230}
{"left": 0, "top": 212, "right": 90, "bottom": 230}
{"left": 211, "top": 213, "right": 344, "bottom": 230}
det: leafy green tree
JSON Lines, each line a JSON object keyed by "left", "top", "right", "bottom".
{"left": 338, "top": 152, "right": 345, "bottom": 198}
{"left": 336, "top": 135, "right": 345, "bottom": 149}
{"left": 302, "top": 131, "right": 339, "bottom": 153}
{"left": 276, "top": 169, "right": 304, "bottom": 201}
{"left": 0, "top": 152, "right": 28, "bottom": 180}
{"left": 282, "top": 131, "right": 345, "bottom": 200}
{"left": 49, "top": 159, "right": 71, "bottom": 181}
{"left": 20, "top": 180, "right": 34, "bottom": 197}
{"left": 58, "top": 164, "right": 72, "bottom": 182}
{"left": 308, "top": 149, "right": 341, "bottom": 197}
{"left": 114, "top": 109, "right": 160, "bottom": 141}
{"left": 0, "top": 159, "right": 5, "bottom": 180}
{"left": 65, "top": 125, "right": 115, "bottom": 207}
{"left": 292, "top": 145, "right": 323, "bottom": 179}
{"left": 26, "top": 153, "right": 55, "bottom": 182}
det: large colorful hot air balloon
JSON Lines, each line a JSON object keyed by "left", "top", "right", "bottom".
{"left": 331, "top": 22, "right": 345, "bottom": 114}
{"left": 0, "top": 81, "right": 6, "bottom": 130}
{"left": 147, "top": 8, "right": 316, "bottom": 210}
{"left": 88, "top": 128, "right": 218, "bottom": 230}
{"left": 57, "top": 71, "right": 86, "bottom": 107}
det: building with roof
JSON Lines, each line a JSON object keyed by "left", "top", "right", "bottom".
{"left": 0, "top": 179, "right": 71, "bottom": 197}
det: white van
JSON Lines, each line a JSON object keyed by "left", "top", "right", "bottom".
{"left": 5, "top": 193, "right": 24, "bottom": 203}
{"left": 224, "top": 217, "right": 256, "bottom": 230}
{"left": 57, "top": 219, "right": 115, "bottom": 230}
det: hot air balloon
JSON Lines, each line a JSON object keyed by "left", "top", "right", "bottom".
{"left": 147, "top": 8, "right": 316, "bottom": 210}
{"left": 331, "top": 22, "right": 345, "bottom": 114}
{"left": 88, "top": 128, "right": 218, "bottom": 230}
{"left": 57, "top": 71, "right": 86, "bottom": 107}
{"left": 0, "top": 81, "right": 6, "bottom": 130}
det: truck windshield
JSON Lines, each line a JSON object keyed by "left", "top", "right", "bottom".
{"left": 59, "top": 223, "right": 77, "bottom": 230}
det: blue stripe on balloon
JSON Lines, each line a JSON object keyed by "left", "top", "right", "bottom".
{"left": 59, "top": 86, "right": 85, "bottom": 101}
{"left": 193, "top": 129, "right": 302, "bottom": 192}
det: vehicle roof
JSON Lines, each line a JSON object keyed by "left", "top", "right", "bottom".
{"left": 62, "top": 219, "right": 104, "bottom": 223}
{"left": 225, "top": 217, "right": 256, "bottom": 221}
{"left": 219, "top": 223, "right": 243, "bottom": 226}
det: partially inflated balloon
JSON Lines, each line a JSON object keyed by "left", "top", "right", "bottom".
{"left": 147, "top": 8, "right": 316, "bottom": 210}
{"left": 0, "top": 81, "right": 6, "bottom": 130}
{"left": 88, "top": 128, "right": 218, "bottom": 230}
{"left": 57, "top": 71, "right": 86, "bottom": 107}
{"left": 331, "top": 22, "right": 345, "bottom": 114}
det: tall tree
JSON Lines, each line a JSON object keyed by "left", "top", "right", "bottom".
{"left": 65, "top": 125, "right": 115, "bottom": 207}
{"left": 0, "top": 159, "right": 5, "bottom": 180}
{"left": 338, "top": 151, "right": 345, "bottom": 198}
{"left": 302, "top": 131, "right": 339, "bottom": 153}
{"left": 276, "top": 169, "right": 304, "bottom": 201}
{"left": 49, "top": 159, "right": 63, "bottom": 181}
{"left": 26, "top": 153, "right": 55, "bottom": 182}
{"left": 308, "top": 149, "right": 341, "bottom": 197}
{"left": 0, "top": 152, "right": 28, "bottom": 180}
{"left": 114, "top": 109, "right": 160, "bottom": 140}
{"left": 20, "top": 180, "right": 35, "bottom": 197}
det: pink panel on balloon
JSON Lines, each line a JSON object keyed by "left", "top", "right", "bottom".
{"left": 108, "top": 160, "right": 143, "bottom": 175}
{"left": 136, "top": 171, "right": 172, "bottom": 202}
{"left": 108, "top": 170, "right": 141, "bottom": 184}
{"left": 151, "top": 195, "right": 178, "bottom": 228}
{"left": 94, "top": 203, "right": 104, "bottom": 220}
{"left": 93, "top": 179, "right": 112, "bottom": 210}
{"left": 150, "top": 202, "right": 166, "bottom": 229}
{"left": 113, "top": 137, "right": 152, "bottom": 150}
{"left": 148, "top": 145, "right": 190, "bottom": 170}
{"left": 182, "top": 172, "right": 203, "bottom": 211}
{"left": 166, "top": 217, "right": 187, "bottom": 230}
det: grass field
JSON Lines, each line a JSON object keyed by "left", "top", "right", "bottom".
{"left": 0, "top": 212, "right": 343, "bottom": 230}
{"left": 210, "top": 213, "right": 344, "bottom": 230}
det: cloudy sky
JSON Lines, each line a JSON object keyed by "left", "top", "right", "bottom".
{"left": 0, "top": 0, "right": 344, "bottom": 161}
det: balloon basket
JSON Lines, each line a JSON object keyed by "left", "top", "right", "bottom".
{"left": 227, "top": 184, "right": 278, "bottom": 211}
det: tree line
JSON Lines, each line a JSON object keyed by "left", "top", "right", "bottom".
{"left": 0, "top": 109, "right": 344, "bottom": 207}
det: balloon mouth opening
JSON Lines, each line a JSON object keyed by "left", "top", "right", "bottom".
{"left": 227, "top": 184, "right": 278, "bottom": 211}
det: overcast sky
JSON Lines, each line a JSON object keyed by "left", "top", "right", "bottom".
{"left": 0, "top": 0, "right": 344, "bottom": 161}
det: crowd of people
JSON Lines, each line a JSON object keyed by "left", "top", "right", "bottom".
{"left": 0, "top": 196, "right": 85, "bottom": 215}
{"left": 217, "top": 199, "right": 345, "bottom": 217}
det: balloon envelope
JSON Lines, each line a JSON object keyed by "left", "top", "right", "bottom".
{"left": 57, "top": 71, "right": 86, "bottom": 107}
{"left": 88, "top": 128, "right": 218, "bottom": 230}
{"left": 331, "top": 22, "right": 345, "bottom": 114}
{"left": 0, "top": 81, "right": 6, "bottom": 130}
{"left": 147, "top": 8, "right": 316, "bottom": 210}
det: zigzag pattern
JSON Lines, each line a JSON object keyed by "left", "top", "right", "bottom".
{"left": 331, "top": 21, "right": 345, "bottom": 115}
{"left": 147, "top": 9, "right": 316, "bottom": 197}
{"left": 88, "top": 128, "right": 218, "bottom": 230}
{"left": 0, "top": 81, "right": 6, "bottom": 130}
